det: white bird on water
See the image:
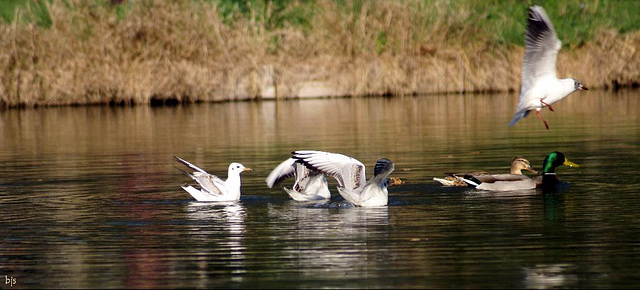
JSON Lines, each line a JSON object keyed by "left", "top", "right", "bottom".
{"left": 265, "top": 157, "right": 331, "bottom": 201}
{"left": 509, "top": 5, "right": 588, "bottom": 130}
{"left": 291, "top": 150, "right": 395, "bottom": 207}
{"left": 174, "top": 156, "right": 251, "bottom": 202}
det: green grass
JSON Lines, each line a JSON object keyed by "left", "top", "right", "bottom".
{"left": 2, "top": 0, "right": 638, "bottom": 47}
{"left": 212, "top": 0, "right": 317, "bottom": 32}
{"left": 465, "top": 0, "right": 640, "bottom": 47}
{"left": 0, "top": 0, "right": 27, "bottom": 22}
{"left": 0, "top": 0, "right": 51, "bottom": 26}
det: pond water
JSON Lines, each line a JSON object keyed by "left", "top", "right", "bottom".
{"left": 1, "top": 90, "right": 639, "bottom": 288}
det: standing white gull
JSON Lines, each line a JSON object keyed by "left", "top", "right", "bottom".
{"left": 265, "top": 157, "right": 331, "bottom": 201}
{"left": 509, "top": 5, "right": 588, "bottom": 130}
{"left": 174, "top": 156, "right": 251, "bottom": 202}
{"left": 292, "top": 150, "right": 395, "bottom": 207}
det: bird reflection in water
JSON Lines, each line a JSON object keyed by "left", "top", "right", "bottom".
{"left": 185, "top": 202, "right": 247, "bottom": 286}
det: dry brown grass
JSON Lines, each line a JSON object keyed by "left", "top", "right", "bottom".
{"left": 0, "top": 0, "right": 638, "bottom": 107}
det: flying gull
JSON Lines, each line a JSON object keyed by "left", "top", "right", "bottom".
{"left": 509, "top": 5, "right": 588, "bottom": 130}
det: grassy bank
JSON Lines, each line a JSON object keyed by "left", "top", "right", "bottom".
{"left": 1, "top": 0, "right": 638, "bottom": 107}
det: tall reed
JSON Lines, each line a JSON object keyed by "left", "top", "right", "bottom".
{"left": 0, "top": 0, "right": 638, "bottom": 107}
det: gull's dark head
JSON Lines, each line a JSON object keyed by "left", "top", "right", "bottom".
{"left": 573, "top": 79, "right": 588, "bottom": 91}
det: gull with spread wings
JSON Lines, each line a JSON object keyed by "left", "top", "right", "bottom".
{"left": 292, "top": 150, "right": 395, "bottom": 207}
{"left": 265, "top": 157, "right": 331, "bottom": 201}
{"left": 509, "top": 6, "right": 588, "bottom": 130}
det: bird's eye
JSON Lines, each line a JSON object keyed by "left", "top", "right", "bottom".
{"left": 236, "top": 165, "right": 240, "bottom": 169}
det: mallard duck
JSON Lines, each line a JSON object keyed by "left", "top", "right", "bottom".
{"left": 174, "top": 156, "right": 252, "bottom": 201}
{"left": 535, "top": 151, "right": 579, "bottom": 193}
{"left": 461, "top": 152, "right": 578, "bottom": 192}
{"left": 434, "top": 157, "right": 537, "bottom": 187}
{"left": 292, "top": 150, "right": 395, "bottom": 207}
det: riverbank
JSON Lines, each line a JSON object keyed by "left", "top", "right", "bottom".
{"left": 1, "top": 0, "right": 638, "bottom": 107}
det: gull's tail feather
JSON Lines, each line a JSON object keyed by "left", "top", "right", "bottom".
{"left": 337, "top": 187, "right": 360, "bottom": 205}
{"left": 181, "top": 185, "right": 209, "bottom": 201}
{"left": 283, "top": 187, "right": 305, "bottom": 201}
{"left": 284, "top": 187, "right": 325, "bottom": 201}
{"left": 509, "top": 110, "right": 529, "bottom": 126}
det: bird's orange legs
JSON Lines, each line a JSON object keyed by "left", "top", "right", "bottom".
{"left": 535, "top": 110, "right": 550, "bottom": 130}
{"left": 540, "top": 99, "right": 554, "bottom": 112}
{"left": 537, "top": 98, "right": 553, "bottom": 130}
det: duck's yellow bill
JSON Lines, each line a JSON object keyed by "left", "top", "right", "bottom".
{"left": 564, "top": 158, "right": 579, "bottom": 168}
{"left": 243, "top": 168, "right": 253, "bottom": 172}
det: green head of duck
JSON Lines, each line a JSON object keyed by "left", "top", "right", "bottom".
{"left": 541, "top": 151, "right": 579, "bottom": 193}
{"left": 542, "top": 152, "right": 579, "bottom": 174}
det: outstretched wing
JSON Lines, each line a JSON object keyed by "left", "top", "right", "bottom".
{"left": 369, "top": 158, "right": 395, "bottom": 184}
{"left": 510, "top": 6, "right": 561, "bottom": 126}
{"left": 292, "top": 150, "right": 366, "bottom": 191}
{"left": 292, "top": 162, "right": 324, "bottom": 192}
{"left": 174, "top": 156, "right": 225, "bottom": 196}
{"left": 265, "top": 158, "right": 297, "bottom": 188}
{"left": 174, "top": 156, "right": 207, "bottom": 174}
{"left": 521, "top": 5, "right": 561, "bottom": 94}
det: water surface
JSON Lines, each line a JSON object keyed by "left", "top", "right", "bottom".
{"left": 1, "top": 90, "right": 639, "bottom": 288}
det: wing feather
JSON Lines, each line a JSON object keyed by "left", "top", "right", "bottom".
{"left": 369, "top": 158, "right": 395, "bottom": 184}
{"left": 292, "top": 162, "right": 322, "bottom": 192}
{"left": 174, "top": 156, "right": 208, "bottom": 174}
{"left": 265, "top": 158, "right": 297, "bottom": 188}
{"left": 292, "top": 150, "right": 366, "bottom": 191}
{"left": 174, "top": 156, "right": 225, "bottom": 196}
{"left": 521, "top": 5, "right": 561, "bottom": 94}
